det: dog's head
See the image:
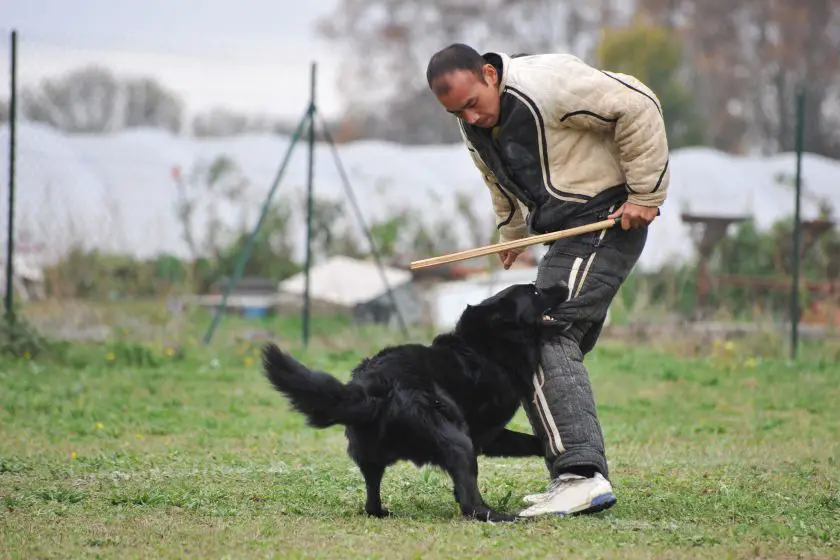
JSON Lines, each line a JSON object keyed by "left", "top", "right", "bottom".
{"left": 455, "top": 281, "right": 569, "bottom": 334}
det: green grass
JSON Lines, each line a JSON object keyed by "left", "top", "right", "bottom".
{"left": 1, "top": 320, "right": 838, "bottom": 559}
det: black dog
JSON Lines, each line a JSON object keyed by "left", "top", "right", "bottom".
{"left": 261, "top": 281, "right": 569, "bottom": 522}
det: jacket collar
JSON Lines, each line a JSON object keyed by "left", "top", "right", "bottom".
{"left": 482, "top": 51, "right": 511, "bottom": 97}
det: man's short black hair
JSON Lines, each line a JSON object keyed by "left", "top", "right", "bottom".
{"left": 426, "top": 43, "right": 487, "bottom": 94}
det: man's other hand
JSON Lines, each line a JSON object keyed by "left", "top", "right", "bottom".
{"left": 499, "top": 250, "right": 518, "bottom": 270}
{"left": 608, "top": 202, "right": 660, "bottom": 230}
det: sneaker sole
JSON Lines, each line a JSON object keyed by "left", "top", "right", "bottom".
{"left": 557, "top": 492, "right": 617, "bottom": 518}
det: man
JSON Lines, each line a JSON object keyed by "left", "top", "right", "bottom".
{"left": 425, "top": 43, "right": 669, "bottom": 517}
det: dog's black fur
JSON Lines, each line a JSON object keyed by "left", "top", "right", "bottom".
{"left": 261, "top": 281, "right": 569, "bottom": 522}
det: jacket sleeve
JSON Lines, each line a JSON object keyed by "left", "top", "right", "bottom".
{"left": 458, "top": 126, "right": 530, "bottom": 250}
{"left": 544, "top": 56, "right": 670, "bottom": 207}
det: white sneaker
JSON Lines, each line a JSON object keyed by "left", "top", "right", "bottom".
{"left": 518, "top": 473, "right": 616, "bottom": 517}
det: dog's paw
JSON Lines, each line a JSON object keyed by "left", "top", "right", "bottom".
{"left": 365, "top": 507, "right": 390, "bottom": 518}
{"left": 485, "top": 511, "right": 519, "bottom": 523}
{"left": 466, "top": 508, "right": 519, "bottom": 523}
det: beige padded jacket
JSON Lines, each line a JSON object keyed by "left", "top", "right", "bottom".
{"left": 458, "top": 51, "right": 671, "bottom": 248}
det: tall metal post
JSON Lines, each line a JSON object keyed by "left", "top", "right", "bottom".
{"left": 5, "top": 30, "right": 18, "bottom": 321}
{"left": 202, "top": 108, "right": 310, "bottom": 345}
{"left": 790, "top": 86, "right": 806, "bottom": 360}
{"left": 302, "top": 62, "right": 316, "bottom": 348}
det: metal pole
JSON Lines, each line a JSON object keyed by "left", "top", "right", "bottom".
{"left": 5, "top": 30, "right": 18, "bottom": 321}
{"left": 317, "top": 114, "right": 410, "bottom": 339}
{"left": 202, "top": 107, "right": 310, "bottom": 345}
{"left": 302, "top": 62, "right": 316, "bottom": 348}
{"left": 790, "top": 86, "right": 805, "bottom": 361}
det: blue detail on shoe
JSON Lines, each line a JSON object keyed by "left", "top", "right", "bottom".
{"left": 554, "top": 492, "right": 617, "bottom": 517}
{"left": 590, "top": 493, "right": 617, "bottom": 510}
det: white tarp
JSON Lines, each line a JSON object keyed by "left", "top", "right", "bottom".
{"left": 1, "top": 123, "right": 838, "bottom": 273}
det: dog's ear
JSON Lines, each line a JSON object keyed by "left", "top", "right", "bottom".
{"left": 461, "top": 296, "right": 511, "bottom": 327}
{"left": 497, "top": 296, "right": 518, "bottom": 317}
{"left": 458, "top": 304, "right": 491, "bottom": 332}
{"left": 467, "top": 297, "right": 510, "bottom": 317}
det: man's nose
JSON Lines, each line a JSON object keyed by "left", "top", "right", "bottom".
{"left": 462, "top": 109, "right": 480, "bottom": 124}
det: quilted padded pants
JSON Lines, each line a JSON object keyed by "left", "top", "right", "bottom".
{"left": 524, "top": 212, "right": 648, "bottom": 480}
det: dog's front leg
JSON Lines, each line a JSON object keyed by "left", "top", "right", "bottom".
{"left": 358, "top": 462, "right": 389, "bottom": 518}
{"left": 437, "top": 424, "right": 518, "bottom": 522}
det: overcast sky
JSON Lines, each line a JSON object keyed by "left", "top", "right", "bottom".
{"left": 0, "top": 0, "right": 344, "bottom": 119}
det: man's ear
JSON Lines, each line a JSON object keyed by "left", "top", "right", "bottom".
{"left": 482, "top": 63, "right": 497, "bottom": 86}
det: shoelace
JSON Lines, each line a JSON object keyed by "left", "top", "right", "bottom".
{"left": 544, "top": 474, "right": 585, "bottom": 493}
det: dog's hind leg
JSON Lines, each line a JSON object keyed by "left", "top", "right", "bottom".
{"left": 480, "top": 429, "right": 544, "bottom": 458}
{"left": 359, "top": 462, "right": 389, "bottom": 518}
{"left": 435, "top": 423, "right": 518, "bottom": 522}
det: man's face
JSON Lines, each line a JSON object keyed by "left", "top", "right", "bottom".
{"left": 432, "top": 65, "right": 501, "bottom": 128}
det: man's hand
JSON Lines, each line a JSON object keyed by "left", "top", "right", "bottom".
{"left": 608, "top": 202, "right": 660, "bottom": 231}
{"left": 499, "top": 250, "right": 518, "bottom": 270}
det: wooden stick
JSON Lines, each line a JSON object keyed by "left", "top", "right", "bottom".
{"left": 409, "top": 217, "right": 620, "bottom": 270}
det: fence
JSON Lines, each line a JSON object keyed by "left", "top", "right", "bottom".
{"left": 0, "top": 28, "right": 422, "bottom": 348}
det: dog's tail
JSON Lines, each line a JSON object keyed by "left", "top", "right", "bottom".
{"left": 261, "top": 343, "right": 379, "bottom": 428}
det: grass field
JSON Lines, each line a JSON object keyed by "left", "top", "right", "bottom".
{"left": 1, "top": 311, "right": 839, "bottom": 559}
